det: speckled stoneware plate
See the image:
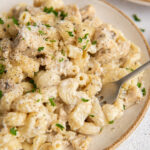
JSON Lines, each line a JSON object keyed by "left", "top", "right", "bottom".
{"left": 128, "top": 0, "right": 150, "bottom": 6}
{"left": 0, "top": 0, "right": 150, "bottom": 149}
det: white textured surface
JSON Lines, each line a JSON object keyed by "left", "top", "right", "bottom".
{"left": 106, "top": 0, "right": 150, "bottom": 149}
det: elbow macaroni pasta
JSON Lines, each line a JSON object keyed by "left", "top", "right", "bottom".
{"left": 0, "top": 0, "right": 144, "bottom": 149}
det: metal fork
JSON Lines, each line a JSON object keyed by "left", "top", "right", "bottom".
{"left": 97, "top": 60, "right": 150, "bottom": 104}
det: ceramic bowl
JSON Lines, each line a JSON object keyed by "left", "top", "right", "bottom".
{"left": 0, "top": 0, "right": 150, "bottom": 149}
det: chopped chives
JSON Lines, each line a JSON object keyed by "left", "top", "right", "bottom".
{"left": 49, "top": 98, "right": 56, "bottom": 106}
{"left": 0, "top": 18, "right": 4, "bottom": 24}
{"left": 82, "top": 45, "right": 86, "bottom": 50}
{"left": 132, "top": 14, "right": 141, "bottom": 22}
{"left": 45, "top": 24, "right": 51, "bottom": 28}
{"left": 142, "top": 88, "right": 146, "bottom": 96}
{"left": 36, "top": 99, "right": 40, "bottom": 102}
{"left": 33, "top": 22, "right": 37, "bottom": 26}
{"left": 0, "top": 90, "right": 3, "bottom": 99}
{"left": 83, "top": 33, "right": 89, "bottom": 39}
{"left": 50, "top": 40, "right": 56, "bottom": 42}
{"left": 81, "top": 98, "right": 89, "bottom": 102}
{"left": 61, "top": 49, "right": 65, "bottom": 56}
{"left": 43, "top": 7, "right": 58, "bottom": 16}
{"left": 78, "top": 37, "right": 82, "bottom": 43}
{"left": 39, "top": 30, "right": 46, "bottom": 35}
{"left": 12, "top": 17, "right": 19, "bottom": 25}
{"left": 59, "top": 58, "right": 64, "bottom": 62}
{"left": 0, "top": 64, "right": 5, "bottom": 74}
{"left": 27, "top": 26, "right": 31, "bottom": 30}
{"left": 56, "top": 123, "right": 64, "bottom": 131}
{"left": 10, "top": 127, "right": 17, "bottom": 136}
{"left": 109, "top": 120, "right": 114, "bottom": 124}
{"left": 137, "top": 82, "right": 141, "bottom": 88}
{"left": 92, "top": 40, "right": 97, "bottom": 45}
{"left": 89, "top": 114, "right": 95, "bottom": 117}
{"left": 140, "top": 28, "right": 145, "bottom": 32}
{"left": 38, "top": 47, "right": 44, "bottom": 52}
{"left": 60, "top": 11, "right": 68, "bottom": 20}
{"left": 68, "top": 31, "right": 74, "bottom": 37}
{"left": 26, "top": 22, "right": 30, "bottom": 26}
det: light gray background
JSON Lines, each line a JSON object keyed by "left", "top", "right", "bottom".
{"left": 105, "top": 0, "right": 150, "bottom": 150}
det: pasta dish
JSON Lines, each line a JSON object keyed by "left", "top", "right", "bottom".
{"left": 0, "top": 0, "right": 146, "bottom": 149}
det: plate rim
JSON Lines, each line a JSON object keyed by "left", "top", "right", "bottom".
{"left": 128, "top": 0, "right": 150, "bottom": 6}
{"left": 99, "top": 0, "right": 150, "bottom": 149}
{"left": 0, "top": 0, "right": 149, "bottom": 149}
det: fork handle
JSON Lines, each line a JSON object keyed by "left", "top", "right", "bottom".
{"left": 118, "top": 60, "right": 150, "bottom": 85}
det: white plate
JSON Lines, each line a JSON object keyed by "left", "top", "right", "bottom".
{"left": 0, "top": 0, "right": 150, "bottom": 149}
{"left": 128, "top": 0, "right": 150, "bottom": 6}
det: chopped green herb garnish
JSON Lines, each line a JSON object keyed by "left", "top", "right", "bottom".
{"left": 92, "top": 40, "right": 97, "bottom": 45}
{"left": 29, "top": 79, "right": 37, "bottom": 92}
{"left": 142, "top": 88, "right": 146, "bottom": 96}
{"left": 7, "top": 24, "right": 10, "bottom": 28}
{"left": 89, "top": 114, "right": 95, "bottom": 117}
{"left": 0, "top": 64, "right": 5, "bottom": 74}
{"left": 82, "top": 40, "right": 89, "bottom": 50}
{"left": 38, "top": 47, "right": 44, "bottom": 52}
{"left": 49, "top": 98, "right": 56, "bottom": 106}
{"left": 56, "top": 123, "right": 64, "bottom": 131}
{"left": 10, "top": 127, "right": 17, "bottom": 136}
{"left": 123, "top": 104, "right": 126, "bottom": 110}
{"left": 44, "top": 7, "right": 53, "bottom": 13}
{"left": 50, "top": 40, "right": 56, "bottom": 42}
{"left": 109, "top": 120, "right": 114, "bottom": 124}
{"left": 82, "top": 45, "right": 86, "bottom": 50}
{"left": 36, "top": 99, "right": 40, "bottom": 102}
{"left": 0, "top": 18, "right": 4, "bottom": 24}
{"left": 38, "top": 88, "right": 41, "bottom": 93}
{"left": 26, "top": 22, "right": 30, "bottom": 26}
{"left": 45, "top": 24, "right": 51, "bottom": 28}
{"left": 27, "top": 26, "right": 31, "bottom": 30}
{"left": 0, "top": 90, "right": 3, "bottom": 99}
{"left": 83, "top": 33, "right": 89, "bottom": 40}
{"left": 81, "top": 98, "right": 89, "bottom": 102}
{"left": 78, "top": 37, "right": 82, "bottom": 43}
{"left": 43, "top": 7, "right": 58, "bottom": 16}
{"left": 12, "top": 17, "right": 19, "bottom": 25}
{"left": 126, "top": 68, "right": 134, "bottom": 72}
{"left": 31, "top": 89, "right": 36, "bottom": 93}
{"left": 61, "top": 49, "right": 65, "bottom": 56}
{"left": 86, "top": 40, "right": 89, "bottom": 43}
{"left": 68, "top": 31, "right": 74, "bottom": 37}
{"left": 140, "top": 28, "right": 145, "bottom": 32}
{"left": 53, "top": 10, "right": 58, "bottom": 17}
{"left": 45, "top": 38, "right": 48, "bottom": 41}
{"left": 78, "top": 33, "right": 90, "bottom": 43}
{"left": 137, "top": 82, "right": 142, "bottom": 88}
{"left": 38, "top": 30, "right": 46, "bottom": 35}
{"left": 132, "top": 14, "right": 141, "bottom": 22}
{"left": 59, "top": 58, "right": 64, "bottom": 62}
{"left": 31, "top": 89, "right": 36, "bottom": 92}
{"left": 33, "top": 22, "right": 37, "bottom": 26}
{"left": 60, "top": 11, "right": 68, "bottom": 20}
